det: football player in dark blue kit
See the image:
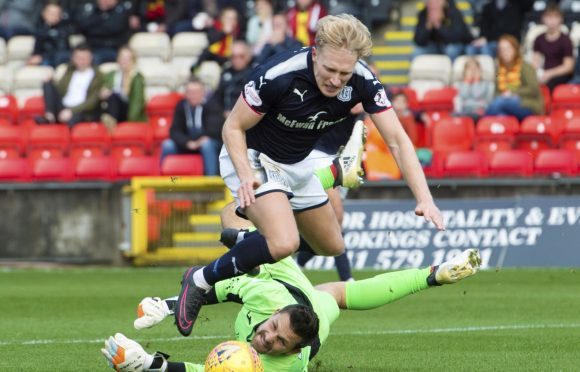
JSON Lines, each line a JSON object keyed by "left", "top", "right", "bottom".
{"left": 175, "top": 14, "right": 446, "bottom": 337}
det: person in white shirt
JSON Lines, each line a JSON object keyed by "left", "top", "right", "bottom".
{"left": 39, "top": 44, "right": 104, "bottom": 126}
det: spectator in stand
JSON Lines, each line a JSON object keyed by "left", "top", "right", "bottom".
{"left": 190, "top": 7, "right": 239, "bottom": 72}
{"left": 99, "top": 46, "right": 147, "bottom": 132}
{"left": 531, "top": 4, "right": 575, "bottom": 92}
{"left": 204, "top": 40, "right": 254, "bottom": 123}
{"left": 466, "top": 0, "right": 534, "bottom": 57}
{"left": 160, "top": 78, "right": 222, "bottom": 175}
{"left": 485, "top": 35, "right": 544, "bottom": 121}
{"left": 129, "top": 0, "right": 194, "bottom": 36}
{"left": 27, "top": 1, "right": 73, "bottom": 68}
{"left": 0, "top": 0, "right": 42, "bottom": 40}
{"left": 246, "top": 0, "right": 274, "bottom": 57}
{"left": 413, "top": 0, "right": 473, "bottom": 61}
{"left": 76, "top": 0, "right": 131, "bottom": 65}
{"left": 255, "top": 13, "right": 302, "bottom": 64}
{"left": 286, "top": 0, "right": 327, "bottom": 47}
{"left": 38, "top": 44, "right": 104, "bottom": 126}
{"left": 454, "top": 57, "right": 493, "bottom": 121}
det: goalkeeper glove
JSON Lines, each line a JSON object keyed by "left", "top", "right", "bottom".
{"left": 134, "top": 297, "right": 172, "bottom": 330}
{"left": 101, "top": 333, "right": 169, "bottom": 372}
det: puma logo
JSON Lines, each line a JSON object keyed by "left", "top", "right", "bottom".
{"left": 307, "top": 111, "right": 327, "bottom": 121}
{"left": 259, "top": 76, "right": 266, "bottom": 89}
{"left": 293, "top": 88, "right": 307, "bottom": 102}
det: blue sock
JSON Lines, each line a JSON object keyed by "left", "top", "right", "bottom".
{"left": 334, "top": 250, "right": 352, "bottom": 281}
{"left": 202, "top": 232, "right": 275, "bottom": 286}
{"left": 296, "top": 250, "right": 315, "bottom": 266}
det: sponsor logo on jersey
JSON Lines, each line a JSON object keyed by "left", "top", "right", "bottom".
{"left": 293, "top": 88, "right": 307, "bottom": 102}
{"left": 276, "top": 112, "right": 347, "bottom": 130}
{"left": 307, "top": 111, "right": 327, "bottom": 121}
{"left": 258, "top": 75, "right": 267, "bottom": 88}
{"left": 337, "top": 85, "right": 353, "bottom": 102}
{"left": 244, "top": 81, "right": 262, "bottom": 107}
{"left": 374, "top": 88, "right": 389, "bottom": 107}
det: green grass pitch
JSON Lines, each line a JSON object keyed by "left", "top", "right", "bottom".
{"left": 1, "top": 267, "right": 578, "bottom": 371}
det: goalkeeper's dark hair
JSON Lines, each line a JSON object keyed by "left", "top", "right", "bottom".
{"left": 280, "top": 304, "right": 319, "bottom": 348}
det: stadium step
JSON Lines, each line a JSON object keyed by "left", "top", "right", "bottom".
{"left": 173, "top": 231, "right": 223, "bottom": 248}
{"left": 373, "top": 0, "right": 474, "bottom": 87}
{"left": 133, "top": 246, "right": 228, "bottom": 265}
{"left": 189, "top": 214, "right": 221, "bottom": 232}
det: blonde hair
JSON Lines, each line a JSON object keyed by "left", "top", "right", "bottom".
{"left": 315, "top": 14, "right": 372, "bottom": 58}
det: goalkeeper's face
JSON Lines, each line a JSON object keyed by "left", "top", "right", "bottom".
{"left": 251, "top": 312, "right": 303, "bottom": 356}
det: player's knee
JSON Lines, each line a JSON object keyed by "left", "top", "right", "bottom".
{"left": 266, "top": 235, "right": 300, "bottom": 260}
{"left": 324, "top": 244, "right": 345, "bottom": 257}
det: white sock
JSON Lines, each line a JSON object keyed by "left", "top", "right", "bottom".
{"left": 193, "top": 268, "right": 211, "bottom": 291}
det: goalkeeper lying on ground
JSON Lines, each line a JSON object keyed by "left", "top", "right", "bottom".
{"left": 102, "top": 223, "right": 481, "bottom": 372}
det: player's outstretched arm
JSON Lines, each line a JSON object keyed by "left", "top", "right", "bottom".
{"left": 370, "top": 109, "right": 445, "bottom": 230}
{"left": 222, "top": 95, "right": 264, "bottom": 208}
{"left": 101, "top": 333, "right": 205, "bottom": 372}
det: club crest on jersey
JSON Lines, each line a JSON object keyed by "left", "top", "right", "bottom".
{"left": 244, "top": 81, "right": 262, "bottom": 107}
{"left": 374, "top": 89, "right": 388, "bottom": 107}
{"left": 337, "top": 86, "right": 352, "bottom": 102}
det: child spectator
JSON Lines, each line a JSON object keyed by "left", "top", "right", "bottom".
{"left": 532, "top": 4, "right": 575, "bottom": 92}
{"left": 485, "top": 35, "right": 544, "bottom": 121}
{"left": 39, "top": 44, "right": 104, "bottom": 126}
{"left": 190, "top": 7, "right": 239, "bottom": 71}
{"left": 413, "top": 0, "right": 473, "bottom": 61}
{"left": 100, "top": 46, "right": 147, "bottom": 131}
{"left": 246, "top": 0, "right": 273, "bottom": 56}
{"left": 286, "top": 0, "right": 327, "bottom": 47}
{"left": 27, "top": 1, "right": 72, "bottom": 68}
{"left": 454, "top": 57, "right": 493, "bottom": 120}
{"left": 391, "top": 92, "right": 420, "bottom": 147}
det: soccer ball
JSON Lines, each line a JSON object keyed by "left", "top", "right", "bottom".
{"left": 204, "top": 340, "right": 264, "bottom": 372}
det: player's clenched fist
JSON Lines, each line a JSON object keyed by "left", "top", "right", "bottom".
{"left": 101, "top": 333, "right": 153, "bottom": 371}
{"left": 134, "top": 297, "right": 171, "bottom": 330}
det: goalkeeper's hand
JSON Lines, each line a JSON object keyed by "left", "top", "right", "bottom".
{"left": 134, "top": 297, "right": 171, "bottom": 330}
{"left": 101, "top": 333, "right": 154, "bottom": 371}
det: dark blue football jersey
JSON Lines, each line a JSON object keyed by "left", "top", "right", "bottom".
{"left": 241, "top": 47, "right": 391, "bottom": 164}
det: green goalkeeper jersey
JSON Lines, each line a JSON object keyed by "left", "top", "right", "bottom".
{"left": 183, "top": 257, "right": 340, "bottom": 372}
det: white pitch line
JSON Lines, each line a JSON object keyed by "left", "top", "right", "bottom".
{"left": 1, "top": 323, "right": 578, "bottom": 347}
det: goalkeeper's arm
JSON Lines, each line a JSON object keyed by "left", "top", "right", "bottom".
{"left": 101, "top": 333, "right": 205, "bottom": 372}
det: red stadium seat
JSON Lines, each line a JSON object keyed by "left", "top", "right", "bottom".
{"left": 32, "top": 157, "right": 73, "bottom": 181}
{"left": 474, "top": 116, "right": 519, "bottom": 156}
{"left": 74, "top": 156, "right": 113, "bottom": 181}
{"left": 515, "top": 116, "right": 560, "bottom": 157}
{"left": 18, "top": 96, "right": 45, "bottom": 123}
{"left": 161, "top": 154, "right": 204, "bottom": 176}
{"left": 551, "top": 84, "right": 580, "bottom": 110}
{"left": 559, "top": 117, "right": 580, "bottom": 163}
{"left": 0, "top": 95, "right": 19, "bottom": 124}
{"left": 431, "top": 116, "right": 475, "bottom": 153}
{"left": 70, "top": 122, "right": 110, "bottom": 160}
{"left": 0, "top": 125, "right": 26, "bottom": 159}
{"left": 110, "top": 122, "right": 153, "bottom": 160}
{"left": 27, "top": 124, "right": 70, "bottom": 160}
{"left": 441, "top": 150, "right": 487, "bottom": 178}
{"left": 116, "top": 156, "right": 158, "bottom": 179}
{"left": 0, "top": 158, "right": 31, "bottom": 181}
{"left": 534, "top": 149, "right": 577, "bottom": 177}
{"left": 420, "top": 87, "right": 457, "bottom": 112}
{"left": 150, "top": 115, "right": 172, "bottom": 143}
{"left": 146, "top": 93, "right": 182, "bottom": 117}
{"left": 550, "top": 108, "right": 580, "bottom": 123}
{"left": 487, "top": 150, "right": 534, "bottom": 177}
